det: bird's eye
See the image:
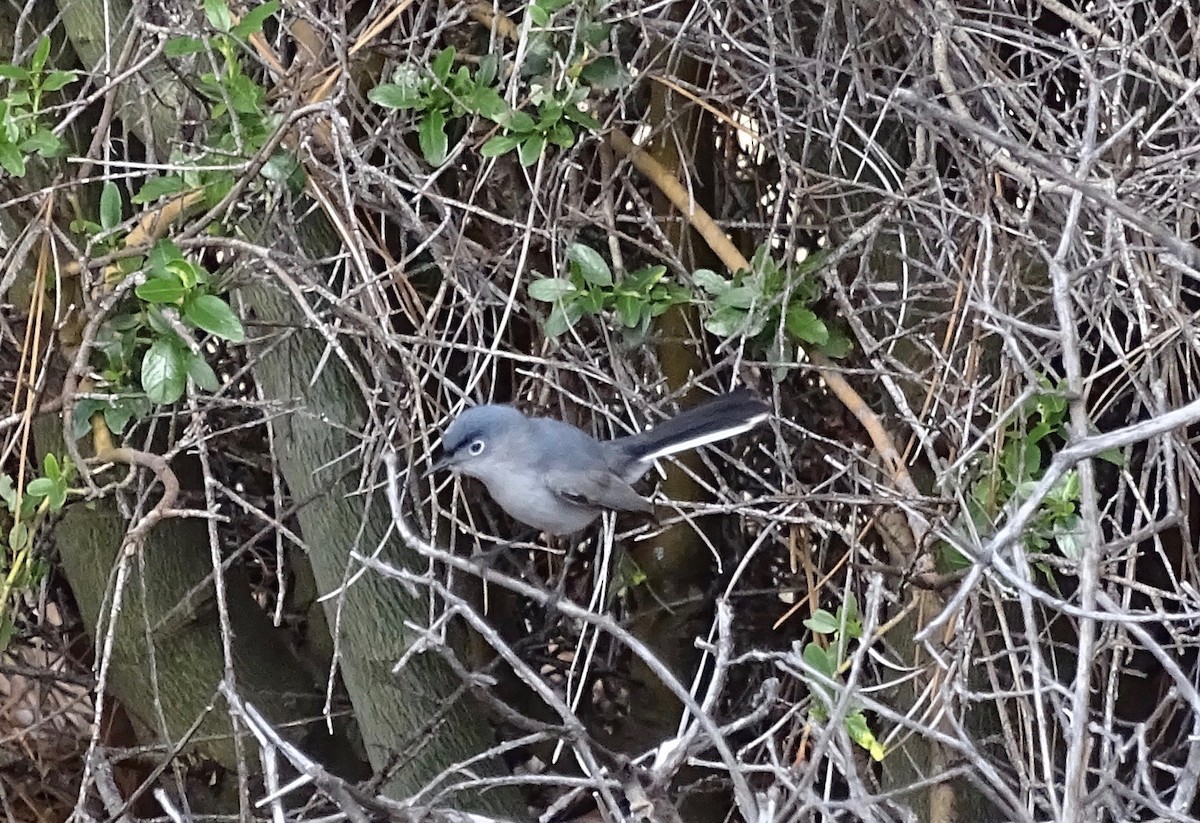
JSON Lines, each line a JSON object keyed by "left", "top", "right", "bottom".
{"left": 468, "top": 439, "right": 485, "bottom": 456}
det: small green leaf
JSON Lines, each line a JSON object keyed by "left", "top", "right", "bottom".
{"left": 183, "top": 293, "right": 245, "bottom": 342}
{"left": 615, "top": 294, "right": 642, "bottom": 327}
{"left": 528, "top": 278, "right": 578, "bottom": 302}
{"left": 803, "top": 610, "right": 839, "bottom": 635}
{"left": 564, "top": 105, "right": 601, "bottom": 131}
{"left": 802, "top": 642, "right": 836, "bottom": 680}
{"left": 517, "top": 133, "right": 546, "bottom": 166}
{"left": 204, "top": 0, "right": 233, "bottom": 31}
{"left": 845, "top": 712, "right": 885, "bottom": 761}
{"left": 142, "top": 339, "right": 188, "bottom": 404}
{"left": 26, "top": 477, "right": 54, "bottom": 499}
{"left": 506, "top": 110, "right": 537, "bottom": 133}
{"left": 31, "top": 37, "right": 51, "bottom": 75}
{"left": 231, "top": 0, "right": 281, "bottom": 37}
{"left": 19, "top": 129, "right": 62, "bottom": 158}
{"left": 468, "top": 86, "right": 508, "bottom": 121}
{"left": 528, "top": 4, "right": 550, "bottom": 25}
{"left": 692, "top": 269, "right": 729, "bottom": 294}
{"left": 136, "top": 274, "right": 187, "bottom": 304}
{"left": 784, "top": 304, "right": 829, "bottom": 345}
{"left": 481, "top": 133, "right": 521, "bottom": 157}
{"left": 567, "top": 244, "right": 612, "bottom": 287}
{"left": 40, "top": 70, "right": 76, "bottom": 92}
{"left": 164, "top": 36, "right": 206, "bottom": 57}
{"left": 418, "top": 109, "right": 449, "bottom": 166}
{"left": 186, "top": 352, "right": 221, "bottom": 391}
{"left": 0, "top": 64, "right": 30, "bottom": 81}
{"left": 580, "top": 56, "right": 630, "bottom": 90}
{"left": 132, "top": 175, "right": 185, "bottom": 204}
{"left": 704, "top": 305, "right": 747, "bottom": 337}
{"left": 368, "top": 83, "right": 423, "bottom": 110}
{"left": 0, "top": 141, "right": 27, "bottom": 177}
{"left": 166, "top": 259, "right": 205, "bottom": 290}
{"left": 477, "top": 54, "right": 498, "bottom": 86}
{"left": 9, "top": 522, "right": 30, "bottom": 552}
{"left": 147, "top": 239, "right": 185, "bottom": 271}
{"left": 102, "top": 400, "right": 137, "bottom": 435}
{"left": 42, "top": 453, "right": 61, "bottom": 481}
{"left": 718, "top": 286, "right": 758, "bottom": 309}
{"left": 544, "top": 299, "right": 585, "bottom": 337}
{"left": 820, "top": 330, "right": 853, "bottom": 359}
{"left": 99, "top": 181, "right": 122, "bottom": 231}
{"left": 431, "top": 47, "right": 455, "bottom": 83}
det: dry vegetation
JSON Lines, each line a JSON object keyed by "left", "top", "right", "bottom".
{"left": 2, "top": 0, "right": 1200, "bottom": 820}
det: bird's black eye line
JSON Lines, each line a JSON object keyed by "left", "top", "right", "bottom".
{"left": 468, "top": 439, "right": 485, "bottom": 455}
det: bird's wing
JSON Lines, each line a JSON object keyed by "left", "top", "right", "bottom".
{"left": 545, "top": 469, "right": 654, "bottom": 515}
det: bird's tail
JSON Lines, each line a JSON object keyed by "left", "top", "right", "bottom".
{"left": 613, "top": 389, "right": 769, "bottom": 472}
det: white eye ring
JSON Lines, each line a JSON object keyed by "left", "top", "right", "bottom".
{"left": 468, "top": 439, "right": 485, "bottom": 456}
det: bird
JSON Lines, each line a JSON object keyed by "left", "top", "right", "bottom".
{"left": 430, "top": 389, "right": 769, "bottom": 535}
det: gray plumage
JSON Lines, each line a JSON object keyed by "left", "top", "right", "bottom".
{"left": 433, "top": 390, "right": 769, "bottom": 535}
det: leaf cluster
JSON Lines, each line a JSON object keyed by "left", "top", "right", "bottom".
{"left": 529, "top": 243, "right": 689, "bottom": 338}
{"left": 0, "top": 36, "right": 76, "bottom": 177}
{"left": 942, "top": 383, "right": 1117, "bottom": 572}
{"left": 137, "top": 0, "right": 301, "bottom": 209}
{"left": 800, "top": 594, "right": 884, "bottom": 761}
{"left": 692, "top": 245, "right": 851, "bottom": 371}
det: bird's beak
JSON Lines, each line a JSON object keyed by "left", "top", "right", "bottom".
{"left": 424, "top": 453, "right": 455, "bottom": 479}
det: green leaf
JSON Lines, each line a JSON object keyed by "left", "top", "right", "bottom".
{"left": 567, "top": 243, "right": 612, "bottom": 287}
{"left": 468, "top": 86, "right": 508, "bottom": 121}
{"left": 506, "top": 110, "right": 537, "bottom": 133}
{"left": 166, "top": 259, "right": 205, "bottom": 290}
{"left": 617, "top": 295, "right": 645, "bottom": 328}
{"left": 9, "top": 521, "right": 30, "bottom": 552}
{"left": 802, "top": 642, "right": 836, "bottom": 680}
{"left": 231, "top": 0, "right": 281, "bottom": 37}
{"left": 136, "top": 273, "right": 187, "bottom": 304}
{"left": 186, "top": 352, "right": 221, "bottom": 391}
{"left": 0, "top": 141, "right": 27, "bottom": 177}
{"left": 0, "top": 474, "right": 15, "bottom": 510}
{"left": 19, "top": 129, "right": 62, "bottom": 158}
{"left": 481, "top": 133, "right": 521, "bottom": 157}
{"left": 72, "top": 398, "right": 104, "bottom": 440}
{"left": 718, "top": 286, "right": 758, "bottom": 309}
{"left": 418, "top": 109, "right": 449, "bottom": 166}
{"left": 580, "top": 56, "right": 630, "bottom": 90}
{"left": 26, "top": 477, "right": 54, "bottom": 499}
{"left": 528, "top": 278, "right": 578, "bottom": 302}
{"left": 431, "top": 47, "right": 455, "bottom": 83}
{"left": 31, "top": 37, "right": 51, "bottom": 75}
{"left": 147, "top": 239, "right": 185, "bottom": 273}
{"left": 819, "top": 330, "right": 853, "bottom": 359}
{"left": 704, "top": 305, "right": 747, "bottom": 337}
{"left": 101, "top": 399, "right": 138, "bottom": 435}
{"left": 0, "top": 64, "right": 30, "bottom": 81}
{"left": 784, "top": 304, "right": 829, "bottom": 345}
{"left": 528, "top": 4, "right": 550, "bottom": 25}
{"left": 477, "top": 54, "right": 498, "bottom": 86}
{"left": 692, "top": 268, "right": 729, "bottom": 294}
{"left": 132, "top": 175, "right": 185, "bottom": 204}
{"left": 517, "top": 133, "right": 546, "bottom": 166}
{"left": 164, "top": 36, "right": 206, "bottom": 57}
{"left": 42, "top": 453, "right": 60, "bottom": 481}
{"left": 204, "top": 0, "right": 233, "bottom": 31}
{"left": 544, "top": 299, "right": 585, "bottom": 337}
{"left": 183, "top": 293, "right": 245, "bottom": 342}
{"left": 141, "top": 339, "right": 188, "bottom": 404}
{"left": 368, "top": 83, "right": 423, "bottom": 110}
{"left": 803, "top": 610, "right": 839, "bottom": 635}
{"left": 99, "top": 181, "right": 122, "bottom": 231}
{"left": 40, "top": 70, "right": 76, "bottom": 92}
{"left": 564, "top": 105, "right": 601, "bottom": 131}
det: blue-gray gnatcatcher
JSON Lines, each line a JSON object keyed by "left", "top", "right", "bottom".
{"left": 430, "top": 389, "right": 769, "bottom": 535}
